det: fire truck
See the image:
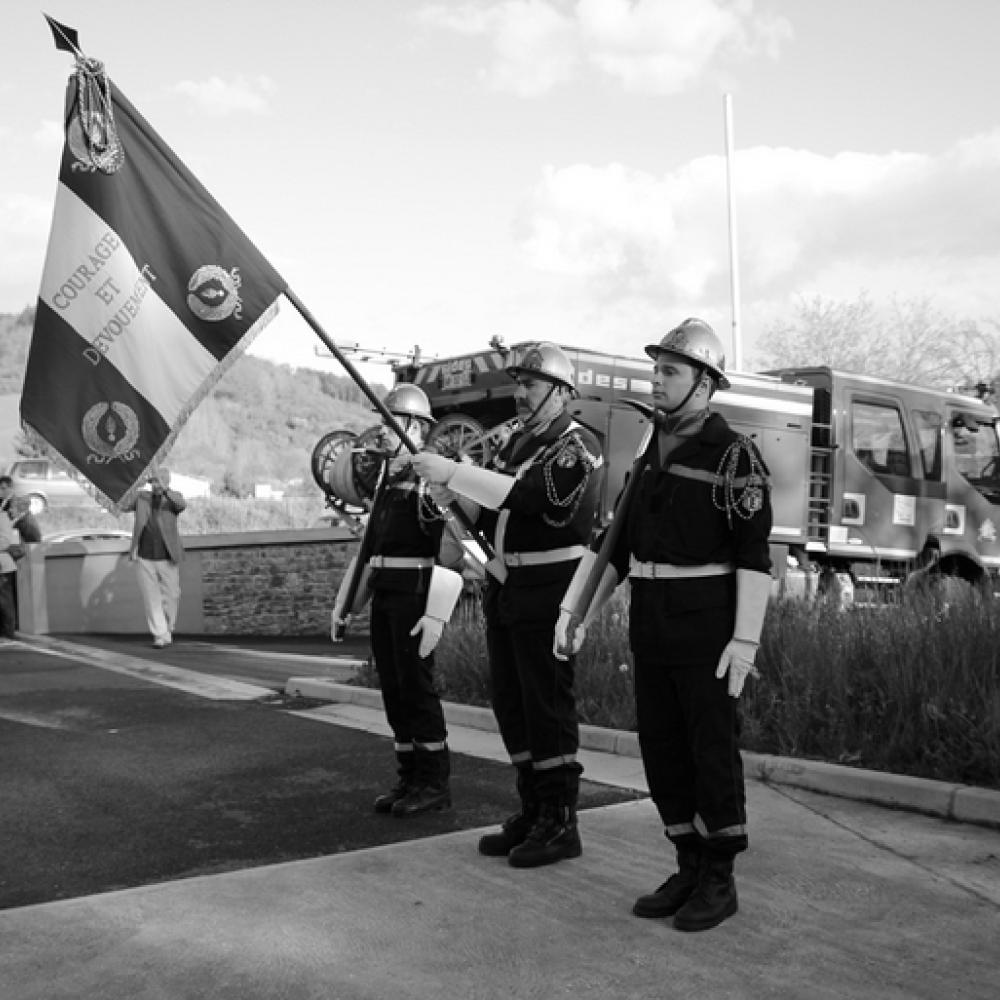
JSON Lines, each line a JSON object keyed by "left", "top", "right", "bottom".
{"left": 312, "top": 339, "right": 1000, "bottom": 598}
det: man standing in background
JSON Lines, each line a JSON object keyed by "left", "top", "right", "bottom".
{"left": 127, "top": 468, "right": 186, "bottom": 648}
{"left": 0, "top": 505, "right": 19, "bottom": 639}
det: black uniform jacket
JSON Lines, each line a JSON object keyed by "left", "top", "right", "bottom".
{"left": 355, "top": 455, "right": 452, "bottom": 596}
{"left": 606, "top": 411, "right": 772, "bottom": 663}
{"left": 478, "top": 410, "right": 604, "bottom": 627}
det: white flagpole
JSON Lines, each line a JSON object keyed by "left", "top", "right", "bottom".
{"left": 724, "top": 93, "right": 743, "bottom": 371}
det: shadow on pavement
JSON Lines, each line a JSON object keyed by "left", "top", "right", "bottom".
{"left": 0, "top": 675, "right": 639, "bottom": 909}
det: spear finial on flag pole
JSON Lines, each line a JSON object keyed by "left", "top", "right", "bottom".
{"left": 43, "top": 14, "right": 85, "bottom": 58}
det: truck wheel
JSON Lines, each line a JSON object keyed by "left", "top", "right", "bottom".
{"left": 427, "top": 413, "right": 491, "bottom": 466}
{"left": 311, "top": 430, "right": 357, "bottom": 492}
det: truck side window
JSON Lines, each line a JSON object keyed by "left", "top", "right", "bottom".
{"left": 911, "top": 410, "right": 943, "bottom": 480}
{"left": 851, "top": 402, "right": 909, "bottom": 476}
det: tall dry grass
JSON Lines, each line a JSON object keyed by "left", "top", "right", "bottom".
{"left": 425, "top": 587, "right": 1000, "bottom": 791}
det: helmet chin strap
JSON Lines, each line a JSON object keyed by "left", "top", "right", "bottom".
{"left": 656, "top": 372, "right": 705, "bottom": 420}
{"left": 519, "top": 382, "right": 559, "bottom": 432}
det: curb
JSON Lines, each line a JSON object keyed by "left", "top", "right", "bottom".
{"left": 286, "top": 676, "right": 1000, "bottom": 831}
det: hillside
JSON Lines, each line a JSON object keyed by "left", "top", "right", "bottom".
{"left": 0, "top": 309, "right": 387, "bottom": 494}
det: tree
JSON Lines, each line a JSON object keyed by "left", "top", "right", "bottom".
{"left": 754, "top": 293, "right": 1000, "bottom": 394}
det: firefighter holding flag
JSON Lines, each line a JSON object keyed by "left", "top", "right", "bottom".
{"left": 331, "top": 384, "right": 466, "bottom": 816}
{"left": 411, "top": 343, "right": 604, "bottom": 869}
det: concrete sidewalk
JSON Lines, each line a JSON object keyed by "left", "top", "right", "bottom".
{"left": 2, "top": 636, "right": 999, "bottom": 999}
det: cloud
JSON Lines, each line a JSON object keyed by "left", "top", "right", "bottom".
{"left": 419, "top": 0, "right": 791, "bottom": 95}
{"left": 32, "top": 120, "right": 63, "bottom": 148}
{"left": 513, "top": 128, "right": 1000, "bottom": 337}
{"left": 0, "top": 193, "right": 55, "bottom": 306}
{"left": 168, "top": 75, "right": 276, "bottom": 115}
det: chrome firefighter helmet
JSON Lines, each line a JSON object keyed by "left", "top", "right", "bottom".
{"left": 382, "top": 383, "right": 434, "bottom": 424}
{"left": 505, "top": 342, "right": 576, "bottom": 393}
{"left": 645, "top": 318, "right": 730, "bottom": 390}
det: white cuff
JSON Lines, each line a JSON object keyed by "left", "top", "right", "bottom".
{"left": 447, "top": 463, "right": 516, "bottom": 510}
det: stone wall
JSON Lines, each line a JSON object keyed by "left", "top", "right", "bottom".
{"left": 199, "top": 537, "right": 358, "bottom": 635}
{"left": 24, "top": 527, "right": 370, "bottom": 637}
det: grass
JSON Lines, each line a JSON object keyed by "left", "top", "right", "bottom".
{"left": 358, "top": 587, "right": 1000, "bottom": 792}
{"left": 37, "top": 496, "right": 1000, "bottom": 791}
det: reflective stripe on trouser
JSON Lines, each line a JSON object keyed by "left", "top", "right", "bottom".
{"left": 135, "top": 557, "right": 180, "bottom": 640}
{"left": 633, "top": 655, "right": 748, "bottom": 857}
{"left": 485, "top": 618, "right": 581, "bottom": 804}
{"left": 371, "top": 590, "right": 448, "bottom": 779}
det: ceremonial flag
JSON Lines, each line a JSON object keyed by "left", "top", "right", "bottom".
{"left": 22, "top": 17, "right": 287, "bottom": 513}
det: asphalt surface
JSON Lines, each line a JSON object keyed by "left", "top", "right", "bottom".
{"left": 1, "top": 632, "right": 999, "bottom": 1000}
{"left": 0, "top": 635, "right": 633, "bottom": 909}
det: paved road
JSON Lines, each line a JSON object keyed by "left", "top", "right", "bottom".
{"left": 0, "top": 635, "right": 632, "bottom": 910}
{"left": 2, "top": 633, "right": 999, "bottom": 999}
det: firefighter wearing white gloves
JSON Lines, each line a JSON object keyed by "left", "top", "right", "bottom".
{"left": 714, "top": 569, "right": 771, "bottom": 696}
{"left": 594, "top": 318, "right": 773, "bottom": 933}
{"left": 335, "top": 384, "right": 466, "bottom": 819}
{"left": 552, "top": 550, "right": 621, "bottom": 660}
{"left": 410, "top": 566, "right": 464, "bottom": 658}
{"left": 410, "top": 342, "right": 604, "bottom": 870}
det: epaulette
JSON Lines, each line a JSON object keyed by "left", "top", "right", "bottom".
{"left": 711, "top": 434, "right": 770, "bottom": 525}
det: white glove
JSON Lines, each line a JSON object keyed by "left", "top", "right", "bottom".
{"left": 714, "top": 639, "right": 760, "bottom": 698}
{"left": 409, "top": 452, "right": 458, "bottom": 485}
{"left": 427, "top": 482, "right": 459, "bottom": 508}
{"left": 410, "top": 616, "right": 445, "bottom": 658}
{"left": 554, "top": 608, "right": 586, "bottom": 661}
{"left": 330, "top": 608, "right": 350, "bottom": 643}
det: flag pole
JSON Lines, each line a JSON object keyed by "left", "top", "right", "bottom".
{"left": 283, "top": 288, "right": 495, "bottom": 560}
{"left": 724, "top": 93, "right": 743, "bottom": 371}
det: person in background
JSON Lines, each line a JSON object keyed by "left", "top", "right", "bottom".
{"left": 411, "top": 343, "right": 604, "bottom": 869}
{"left": 0, "top": 475, "right": 42, "bottom": 544}
{"left": 0, "top": 506, "right": 19, "bottom": 639}
{"left": 0, "top": 475, "right": 41, "bottom": 634}
{"left": 332, "top": 384, "right": 466, "bottom": 817}
{"left": 126, "top": 467, "right": 186, "bottom": 648}
{"left": 556, "top": 318, "right": 772, "bottom": 930}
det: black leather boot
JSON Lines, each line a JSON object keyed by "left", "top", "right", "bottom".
{"left": 632, "top": 846, "right": 703, "bottom": 918}
{"left": 391, "top": 782, "right": 452, "bottom": 816}
{"left": 374, "top": 750, "right": 416, "bottom": 814}
{"left": 479, "top": 765, "right": 536, "bottom": 857}
{"left": 374, "top": 779, "right": 413, "bottom": 814}
{"left": 507, "top": 803, "right": 582, "bottom": 868}
{"left": 673, "top": 856, "right": 738, "bottom": 931}
{"left": 392, "top": 745, "right": 451, "bottom": 817}
{"left": 478, "top": 809, "right": 537, "bottom": 856}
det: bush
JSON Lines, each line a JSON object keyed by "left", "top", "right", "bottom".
{"left": 417, "top": 587, "right": 1000, "bottom": 791}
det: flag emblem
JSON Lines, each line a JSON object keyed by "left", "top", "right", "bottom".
{"left": 81, "top": 401, "right": 140, "bottom": 462}
{"left": 187, "top": 265, "right": 244, "bottom": 322}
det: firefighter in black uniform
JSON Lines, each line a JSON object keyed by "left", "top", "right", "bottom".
{"left": 556, "top": 318, "right": 772, "bottom": 929}
{"left": 411, "top": 343, "right": 604, "bottom": 868}
{"left": 332, "top": 384, "right": 465, "bottom": 817}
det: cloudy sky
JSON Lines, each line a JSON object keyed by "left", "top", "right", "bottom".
{"left": 3, "top": 0, "right": 1000, "bottom": 381}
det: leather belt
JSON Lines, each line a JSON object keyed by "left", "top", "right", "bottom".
{"left": 368, "top": 556, "right": 434, "bottom": 569}
{"left": 629, "top": 558, "right": 734, "bottom": 579}
{"left": 503, "top": 545, "right": 585, "bottom": 568}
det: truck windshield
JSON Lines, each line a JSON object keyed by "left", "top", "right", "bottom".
{"left": 951, "top": 414, "right": 1000, "bottom": 501}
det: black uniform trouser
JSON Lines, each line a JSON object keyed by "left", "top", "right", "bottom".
{"left": 370, "top": 589, "right": 448, "bottom": 784}
{"left": 632, "top": 655, "right": 748, "bottom": 858}
{"left": 0, "top": 572, "right": 15, "bottom": 638}
{"left": 485, "top": 615, "right": 581, "bottom": 806}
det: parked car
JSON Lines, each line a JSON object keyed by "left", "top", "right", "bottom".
{"left": 6, "top": 459, "right": 92, "bottom": 514}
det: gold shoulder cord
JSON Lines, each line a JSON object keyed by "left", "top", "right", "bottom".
{"left": 541, "top": 433, "right": 596, "bottom": 528}
{"left": 711, "top": 436, "right": 768, "bottom": 528}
